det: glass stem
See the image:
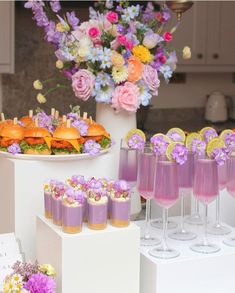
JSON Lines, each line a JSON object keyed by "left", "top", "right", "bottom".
{"left": 195, "top": 198, "right": 199, "bottom": 214}
{"left": 144, "top": 199, "right": 151, "bottom": 240}
{"left": 216, "top": 193, "right": 220, "bottom": 226}
{"left": 162, "top": 208, "right": 168, "bottom": 250}
{"left": 181, "top": 195, "right": 185, "bottom": 231}
{"left": 203, "top": 204, "right": 208, "bottom": 246}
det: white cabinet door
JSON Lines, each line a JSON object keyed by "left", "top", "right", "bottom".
{"left": 172, "top": 2, "right": 207, "bottom": 65}
{"left": 0, "top": 1, "right": 14, "bottom": 73}
{"left": 207, "top": 1, "right": 235, "bottom": 65}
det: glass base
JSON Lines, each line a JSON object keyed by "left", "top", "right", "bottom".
{"left": 208, "top": 223, "right": 231, "bottom": 236}
{"left": 169, "top": 229, "right": 197, "bottom": 241}
{"left": 149, "top": 246, "right": 180, "bottom": 259}
{"left": 140, "top": 236, "right": 161, "bottom": 246}
{"left": 185, "top": 213, "right": 203, "bottom": 225}
{"left": 223, "top": 237, "right": 235, "bottom": 247}
{"left": 151, "top": 219, "right": 178, "bottom": 230}
{"left": 190, "top": 242, "right": 220, "bottom": 254}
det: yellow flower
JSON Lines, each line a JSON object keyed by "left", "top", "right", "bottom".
{"left": 111, "top": 52, "right": 125, "bottom": 67}
{"left": 132, "top": 45, "right": 151, "bottom": 63}
{"left": 36, "top": 93, "right": 47, "bottom": 104}
{"left": 56, "top": 22, "right": 70, "bottom": 33}
{"left": 33, "top": 80, "right": 43, "bottom": 90}
{"left": 182, "top": 46, "right": 191, "bottom": 59}
{"left": 39, "top": 264, "right": 56, "bottom": 277}
{"left": 56, "top": 60, "right": 64, "bottom": 69}
{"left": 112, "top": 66, "right": 128, "bottom": 84}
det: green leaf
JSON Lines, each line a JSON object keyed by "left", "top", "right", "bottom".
{"left": 99, "top": 137, "right": 111, "bottom": 149}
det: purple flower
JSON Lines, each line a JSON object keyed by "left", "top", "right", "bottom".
{"left": 25, "top": 2, "right": 49, "bottom": 28}
{"left": 172, "top": 143, "right": 188, "bottom": 165}
{"left": 23, "top": 273, "right": 56, "bottom": 293}
{"left": 65, "top": 187, "right": 85, "bottom": 204}
{"left": 167, "top": 131, "right": 184, "bottom": 143}
{"left": 72, "top": 120, "right": 89, "bottom": 136}
{"left": 212, "top": 147, "right": 228, "bottom": 166}
{"left": 66, "top": 12, "right": 79, "bottom": 30}
{"left": 127, "top": 134, "right": 145, "bottom": 150}
{"left": 84, "top": 140, "right": 101, "bottom": 155}
{"left": 225, "top": 133, "right": 235, "bottom": 150}
{"left": 70, "top": 175, "right": 86, "bottom": 187}
{"left": 44, "top": 21, "right": 62, "bottom": 45}
{"left": 113, "top": 180, "right": 130, "bottom": 192}
{"left": 62, "top": 67, "right": 78, "bottom": 80}
{"left": 66, "top": 112, "right": 79, "bottom": 121}
{"left": 50, "top": 0, "right": 61, "bottom": 13}
{"left": 116, "top": 24, "right": 125, "bottom": 34}
{"left": 204, "top": 129, "right": 218, "bottom": 143}
{"left": 12, "top": 261, "right": 38, "bottom": 280}
{"left": 150, "top": 135, "right": 169, "bottom": 155}
{"left": 191, "top": 139, "right": 206, "bottom": 156}
{"left": 87, "top": 178, "right": 102, "bottom": 190}
{"left": 7, "top": 143, "right": 21, "bottom": 155}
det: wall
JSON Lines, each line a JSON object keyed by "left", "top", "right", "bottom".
{"left": 0, "top": 75, "right": 2, "bottom": 113}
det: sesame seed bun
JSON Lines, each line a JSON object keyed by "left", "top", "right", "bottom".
{"left": 24, "top": 127, "right": 51, "bottom": 138}
{"left": 87, "top": 123, "right": 110, "bottom": 139}
{"left": 53, "top": 126, "right": 80, "bottom": 139}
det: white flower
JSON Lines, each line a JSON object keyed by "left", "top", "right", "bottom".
{"left": 182, "top": 46, "right": 191, "bottom": 59}
{"left": 143, "top": 33, "right": 162, "bottom": 49}
{"left": 56, "top": 60, "right": 64, "bottom": 69}
{"left": 37, "top": 93, "right": 47, "bottom": 104}
{"left": 33, "top": 80, "right": 43, "bottom": 90}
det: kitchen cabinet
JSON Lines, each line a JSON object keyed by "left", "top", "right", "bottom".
{"left": 0, "top": 1, "right": 14, "bottom": 73}
{"left": 173, "top": 1, "right": 235, "bottom": 72}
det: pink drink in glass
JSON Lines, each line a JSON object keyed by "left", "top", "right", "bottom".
{"left": 227, "top": 156, "right": 235, "bottom": 197}
{"left": 178, "top": 152, "right": 194, "bottom": 189}
{"left": 153, "top": 160, "right": 179, "bottom": 209}
{"left": 137, "top": 151, "right": 156, "bottom": 200}
{"left": 218, "top": 162, "right": 227, "bottom": 190}
{"left": 119, "top": 147, "right": 138, "bottom": 185}
{"left": 193, "top": 158, "right": 219, "bottom": 204}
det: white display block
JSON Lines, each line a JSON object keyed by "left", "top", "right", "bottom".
{"left": 138, "top": 218, "right": 235, "bottom": 293}
{"left": 0, "top": 154, "right": 117, "bottom": 261}
{"left": 36, "top": 216, "right": 140, "bottom": 293}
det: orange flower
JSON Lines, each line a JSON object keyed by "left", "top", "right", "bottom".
{"left": 127, "top": 56, "right": 144, "bottom": 83}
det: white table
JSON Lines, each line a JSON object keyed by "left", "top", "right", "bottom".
{"left": 36, "top": 216, "right": 140, "bottom": 293}
{"left": 138, "top": 218, "right": 235, "bottom": 293}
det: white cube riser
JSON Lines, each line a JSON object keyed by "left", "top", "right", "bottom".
{"left": 36, "top": 216, "right": 140, "bottom": 293}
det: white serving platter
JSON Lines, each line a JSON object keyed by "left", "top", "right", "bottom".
{"left": 0, "top": 148, "right": 111, "bottom": 161}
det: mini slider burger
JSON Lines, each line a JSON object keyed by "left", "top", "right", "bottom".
{"left": 20, "top": 110, "right": 33, "bottom": 127}
{"left": 20, "top": 119, "right": 52, "bottom": 155}
{"left": 85, "top": 123, "right": 111, "bottom": 149}
{"left": 49, "top": 119, "right": 81, "bottom": 155}
{"left": 0, "top": 118, "right": 24, "bottom": 152}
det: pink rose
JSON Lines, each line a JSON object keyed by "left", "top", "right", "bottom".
{"left": 143, "top": 65, "right": 160, "bottom": 96}
{"left": 163, "top": 32, "right": 172, "bottom": 42}
{"left": 106, "top": 11, "right": 118, "bottom": 23}
{"left": 159, "top": 55, "right": 167, "bottom": 64}
{"left": 88, "top": 26, "right": 100, "bottom": 38}
{"left": 112, "top": 82, "right": 140, "bottom": 112}
{"left": 72, "top": 69, "right": 95, "bottom": 101}
{"left": 117, "top": 35, "right": 134, "bottom": 50}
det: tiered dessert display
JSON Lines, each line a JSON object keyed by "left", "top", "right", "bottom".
{"left": 0, "top": 108, "right": 112, "bottom": 158}
{"left": 43, "top": 176, "right": 131, "bottom": 233}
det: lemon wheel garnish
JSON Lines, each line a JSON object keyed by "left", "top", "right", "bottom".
{"left": 150, "top": 133, "right": 170, "bottom": 150}
{"left": 166, "top": 142, "right": 183, "bottom": 162}
{"left": 219, "top": 129, "right": 234, "bottom": 141}
{"left": 125, "top": 128, "right": 146, "bottom": 145}
{"left": 206, "top": 138, "right": 225, "bottom": 158}
{"left": 199, "top": 127, "right": 216, "bottom": 137}
{"left": 186, "top": 132, "right": 202, "bottom": 151}
{"left": 166, "top": 128, "right": 186, "bottom": 143}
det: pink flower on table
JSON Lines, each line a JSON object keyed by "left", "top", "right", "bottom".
{"left": 72, "top": 69, "right": 95, "bottom": 101}
{"left": 163, "top": 32, "right": 172, "bottom": 42}
{"left": 143, "top": 65, "right": 160, "bottom": 96}
{"left": 112, "top": 82, "right": 140, "bottom": 112}
{"left": 88, "top": 26, "right": 100, "bottom": 38}
{"left": 106, "top": 11, "right": 118, "bottom": 23}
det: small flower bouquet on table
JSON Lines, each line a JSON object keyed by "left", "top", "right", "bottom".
{"left": 4, "top": 261, "right": 56, "bottom": 293}
{"left": 110, "top": 180, "right": 131, "bottom": 227}
{"left": 62, "top": 187, "right": 85, "bottom": 234}
{"left": 87, "top": 178, "right": 108, "bottom": 230}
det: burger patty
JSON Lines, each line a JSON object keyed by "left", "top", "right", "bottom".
{"left": 51, "top": 140, "right": 73, "bottom": 150}
{"left": 0, "top": 138, "right": 20, "bottom": 147}
{"left": 84, "top": 135, "right": 103, "bottom": 142}
{"left": 24, "top": 137, "right": 45, "bottom": 145}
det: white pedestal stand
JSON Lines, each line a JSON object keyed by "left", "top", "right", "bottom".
{"left": 0, "top": 154, "right": 116, "bottom": 261}
{"left": 36, "top": 216, "right": 140, "bottom": 293}
{"left": 138, "top": 218, "right": 235, "bottom": 293}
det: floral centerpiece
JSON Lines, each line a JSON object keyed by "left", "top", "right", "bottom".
{"left": 3, "top": 261, "right": 56, "bottom": 293}
{"left": 25, "top": 0, "right": 179, "bottom": 112}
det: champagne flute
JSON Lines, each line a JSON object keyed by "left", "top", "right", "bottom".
{"left": 223, "top": 154, "right": 235, "bottom": 246}
{"left": 208, "top": 161, "right": 231, "bottom": 235}
{"left": 190, "top": 156, "right": 220, "bottom": 254}
{"left": 137, "top": 146, "right": 160, "bottom": 246}
{"left": 169, "top": 152, "right": 197, "bottom": 240}
{"left": 149, "top": 158, "right": 180, "bottom": 259}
